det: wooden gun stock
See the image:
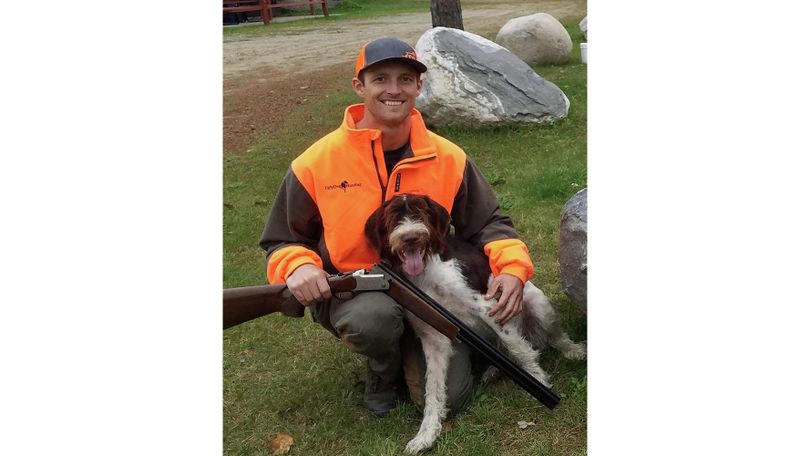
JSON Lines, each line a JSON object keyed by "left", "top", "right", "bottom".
{"left": 223, "top": 274, "right": 361, "bottom": 329}
{"left": 223, "top": 284, "right": 302, "bottom": 329}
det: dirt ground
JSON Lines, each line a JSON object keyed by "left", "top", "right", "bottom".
{"left": 223, "top": 0, "right": 586, "bottom": 152}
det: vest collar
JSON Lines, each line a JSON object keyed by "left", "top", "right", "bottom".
{"left": 340, "top": 104, "right": 436, "bottom": 156}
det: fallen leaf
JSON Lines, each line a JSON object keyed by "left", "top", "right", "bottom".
{"left": 267, "top": 432, "right": 294, "bottom": 455}
{"left": 517, "top": 420, "right": 536, "bottom": 429}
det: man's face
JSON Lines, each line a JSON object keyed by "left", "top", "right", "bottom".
{"left": 352, "top": 61, "right": 423, "bottom": 129}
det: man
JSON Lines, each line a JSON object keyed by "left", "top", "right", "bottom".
{"left": 259, "top": 37, "right": 534, "bottom": 417}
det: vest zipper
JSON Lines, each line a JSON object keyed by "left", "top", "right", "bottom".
{"left": 370, "top": 139, "right": 386, "bottom": 204}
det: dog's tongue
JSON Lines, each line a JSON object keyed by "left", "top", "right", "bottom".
{"left": 399, "top": 250, "right": 424, "bottom": 276}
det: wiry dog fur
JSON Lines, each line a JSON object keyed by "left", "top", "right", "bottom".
{"left": 365, "top": 194, "right": 586, "bottom": 454}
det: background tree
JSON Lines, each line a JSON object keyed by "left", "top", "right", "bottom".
{"left": 430, "top": 0, "right": 463, "bottom": 30}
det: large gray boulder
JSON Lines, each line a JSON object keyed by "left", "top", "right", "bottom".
{"left": 415, "top": 27, "right": 569, "bottom": 128}
{"left": 559, "top": 188, "right": 587, "bottom": 311}
{"left": 495, "top": 13, "right": 573, "bottom": 65}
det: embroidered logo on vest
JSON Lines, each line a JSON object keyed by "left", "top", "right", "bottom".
{"left": 325, "top": 180, "right": 362, "bottom": 192}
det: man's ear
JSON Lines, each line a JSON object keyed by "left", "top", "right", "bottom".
{"left": 351, "top": 77, "right": 365, "bottom": 97}
{"left": 416, "top": 77, "right": 423, "bottom": 96}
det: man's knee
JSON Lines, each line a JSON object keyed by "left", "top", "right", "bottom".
{"left": 445, "top": 360, "right": 474, "bottom": 416}
{"left": 403, "top": 338, "right": 475, "bottom": 416}
{"left": 330, "top": 292, "right": 404, "bottom": 354}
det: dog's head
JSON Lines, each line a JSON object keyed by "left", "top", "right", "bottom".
{"left": 364, "top": 194, "right": 451, "bottom": 277}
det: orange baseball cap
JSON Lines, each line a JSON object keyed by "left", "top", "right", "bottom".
{"left": 354, "top": 37, "right": 427, "bottom": 78}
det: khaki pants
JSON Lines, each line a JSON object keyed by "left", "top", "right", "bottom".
{"left": 312, "top": 291, "right": 475, "bottom": 415}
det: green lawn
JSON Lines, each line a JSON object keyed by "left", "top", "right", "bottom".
{"left": 224, "top": 21, "right": 588, "bottom": 456}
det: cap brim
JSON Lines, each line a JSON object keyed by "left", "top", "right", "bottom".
{"left": 358, "top": 57, "right": 427, "bottom": 76}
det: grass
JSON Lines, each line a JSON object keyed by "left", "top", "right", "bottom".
{"left": 224, "top": 0, "right": 431, "bottom": 37}
{"left": 223, "top": 20, "right": 587, "bottom": 456}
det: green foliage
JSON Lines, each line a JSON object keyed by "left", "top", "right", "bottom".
{"left": 224, "top": 19, "right": 588, "bottom": 456}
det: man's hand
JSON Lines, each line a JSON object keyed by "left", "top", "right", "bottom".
{"left": 286, "top": 264, "right": 332, "bottom": 306}
{"left": 485, "top": 273, "right": 524, "bottom": 325}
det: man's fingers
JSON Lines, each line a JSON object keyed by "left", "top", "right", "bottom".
{"left": 484, "top": 281, "right": 500, "bottom": 300}
{"left": 494, "top": 294, "right": 514, "bottom": 323}
{"left": 294, "top": 290, "right": 310, "bottom": 306}
{"left": 501, "top": 300, "right": 520, "bottom": 324}
{"left": 292, "top": 290, "right": 306, "bottom": 305}
{"left": 488, "top": 293, "right": 505, "bottom": 317}
{"left": 300, "top": 286, "right": 315, "bottom": 306}
{"left": 494, "top": 293, "right": 509, "bottom": 315}
{"left": 286, "top": 264, "right": 330, "bottom": 306}
{"left": 496, "top": 290, "right": 522, "bottom": 324}
{"left": 316, "top": 275, "right": 332, "bottom": 300}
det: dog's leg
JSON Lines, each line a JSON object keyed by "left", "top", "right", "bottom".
{"left": 404, "top": 317, "right": 453, "bottom": 455}
{"left": 480, "top": 365, "right": 502, "bottom": 385}
{"left": 474, "top": 295, "right": 553, "bottom": 387}
{"left": 522, "top": 282, "right": 586, "bottom": 360}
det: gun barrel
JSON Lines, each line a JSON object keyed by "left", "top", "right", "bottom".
{"left": 374, "top": 262, "right": 560, "bottom": 409}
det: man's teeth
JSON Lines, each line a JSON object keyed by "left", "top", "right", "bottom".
{"left": 383, "top": 100, "right": 404, "bottom": 106}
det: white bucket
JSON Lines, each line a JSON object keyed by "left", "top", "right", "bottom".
{"left": 580, "top": 42, "right": 588, "bottom": 64}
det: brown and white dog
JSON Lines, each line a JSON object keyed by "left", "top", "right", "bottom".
{"left": 364, "top": 194, "right": 586, "bottom": 454}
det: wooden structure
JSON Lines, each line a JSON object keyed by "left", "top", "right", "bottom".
{"left": 223, "top": 0, "right": 329, "bottom": 25}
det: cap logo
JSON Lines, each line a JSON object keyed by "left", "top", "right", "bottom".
{"left": 403, "top": 50, "right": 418, "bottom": 60}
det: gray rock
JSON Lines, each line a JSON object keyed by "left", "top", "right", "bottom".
{"left": 495, "top": 13, "right": 572, "bottom": 65}
{"left": 415, "top": 27, "right": 569, "bottom": 128}
{"left": 579, "top": 15, "right": 587, "bottom": 40}
{"left": 559, "top": 188, "right": 587, "bottom": 311}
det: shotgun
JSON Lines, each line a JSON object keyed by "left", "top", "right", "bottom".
{"left": 223, "top": 269, "right": 390, "bottom": 329}
{"left": 223, "top": 263, "right": 560, "bottom": 409}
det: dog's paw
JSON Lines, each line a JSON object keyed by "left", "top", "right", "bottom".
{"left": 563, "top": 343, "right": 587, "bottom": 361}
{"left": 405, "top": 435, "right": 435, "bottom": 454}
{"left": 537, "top": 371, "right": 552, "bottom": 388}
{"left": 481, "top": 366, "right": 501, "bottom": 385}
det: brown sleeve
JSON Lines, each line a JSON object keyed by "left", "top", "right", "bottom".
{"left": 451, "top": 158, "right": 520, "bottom": 247}
{"left": 258, "top": 168, "right": 324, "bottom": 283}
{"left": 451, "top": 158, "right": 534, "bottom": 282}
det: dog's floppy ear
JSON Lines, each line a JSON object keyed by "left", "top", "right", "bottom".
{"left": 364, "top": 205, "right": 387, "bottom": 254}
{"left": 425, "top": 197, "right": 451, "bottom": 236}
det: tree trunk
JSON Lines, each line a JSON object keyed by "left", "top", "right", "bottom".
{"left": 430, "top": 0, "right": 464, "bottom": 30}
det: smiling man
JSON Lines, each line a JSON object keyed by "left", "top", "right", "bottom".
{"left": 259, "top": 37, "right": 534, "bottom": 418}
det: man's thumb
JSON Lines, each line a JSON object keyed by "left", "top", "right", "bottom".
{"left": 484, "top": 284, "right": 497, "bottom": 299}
